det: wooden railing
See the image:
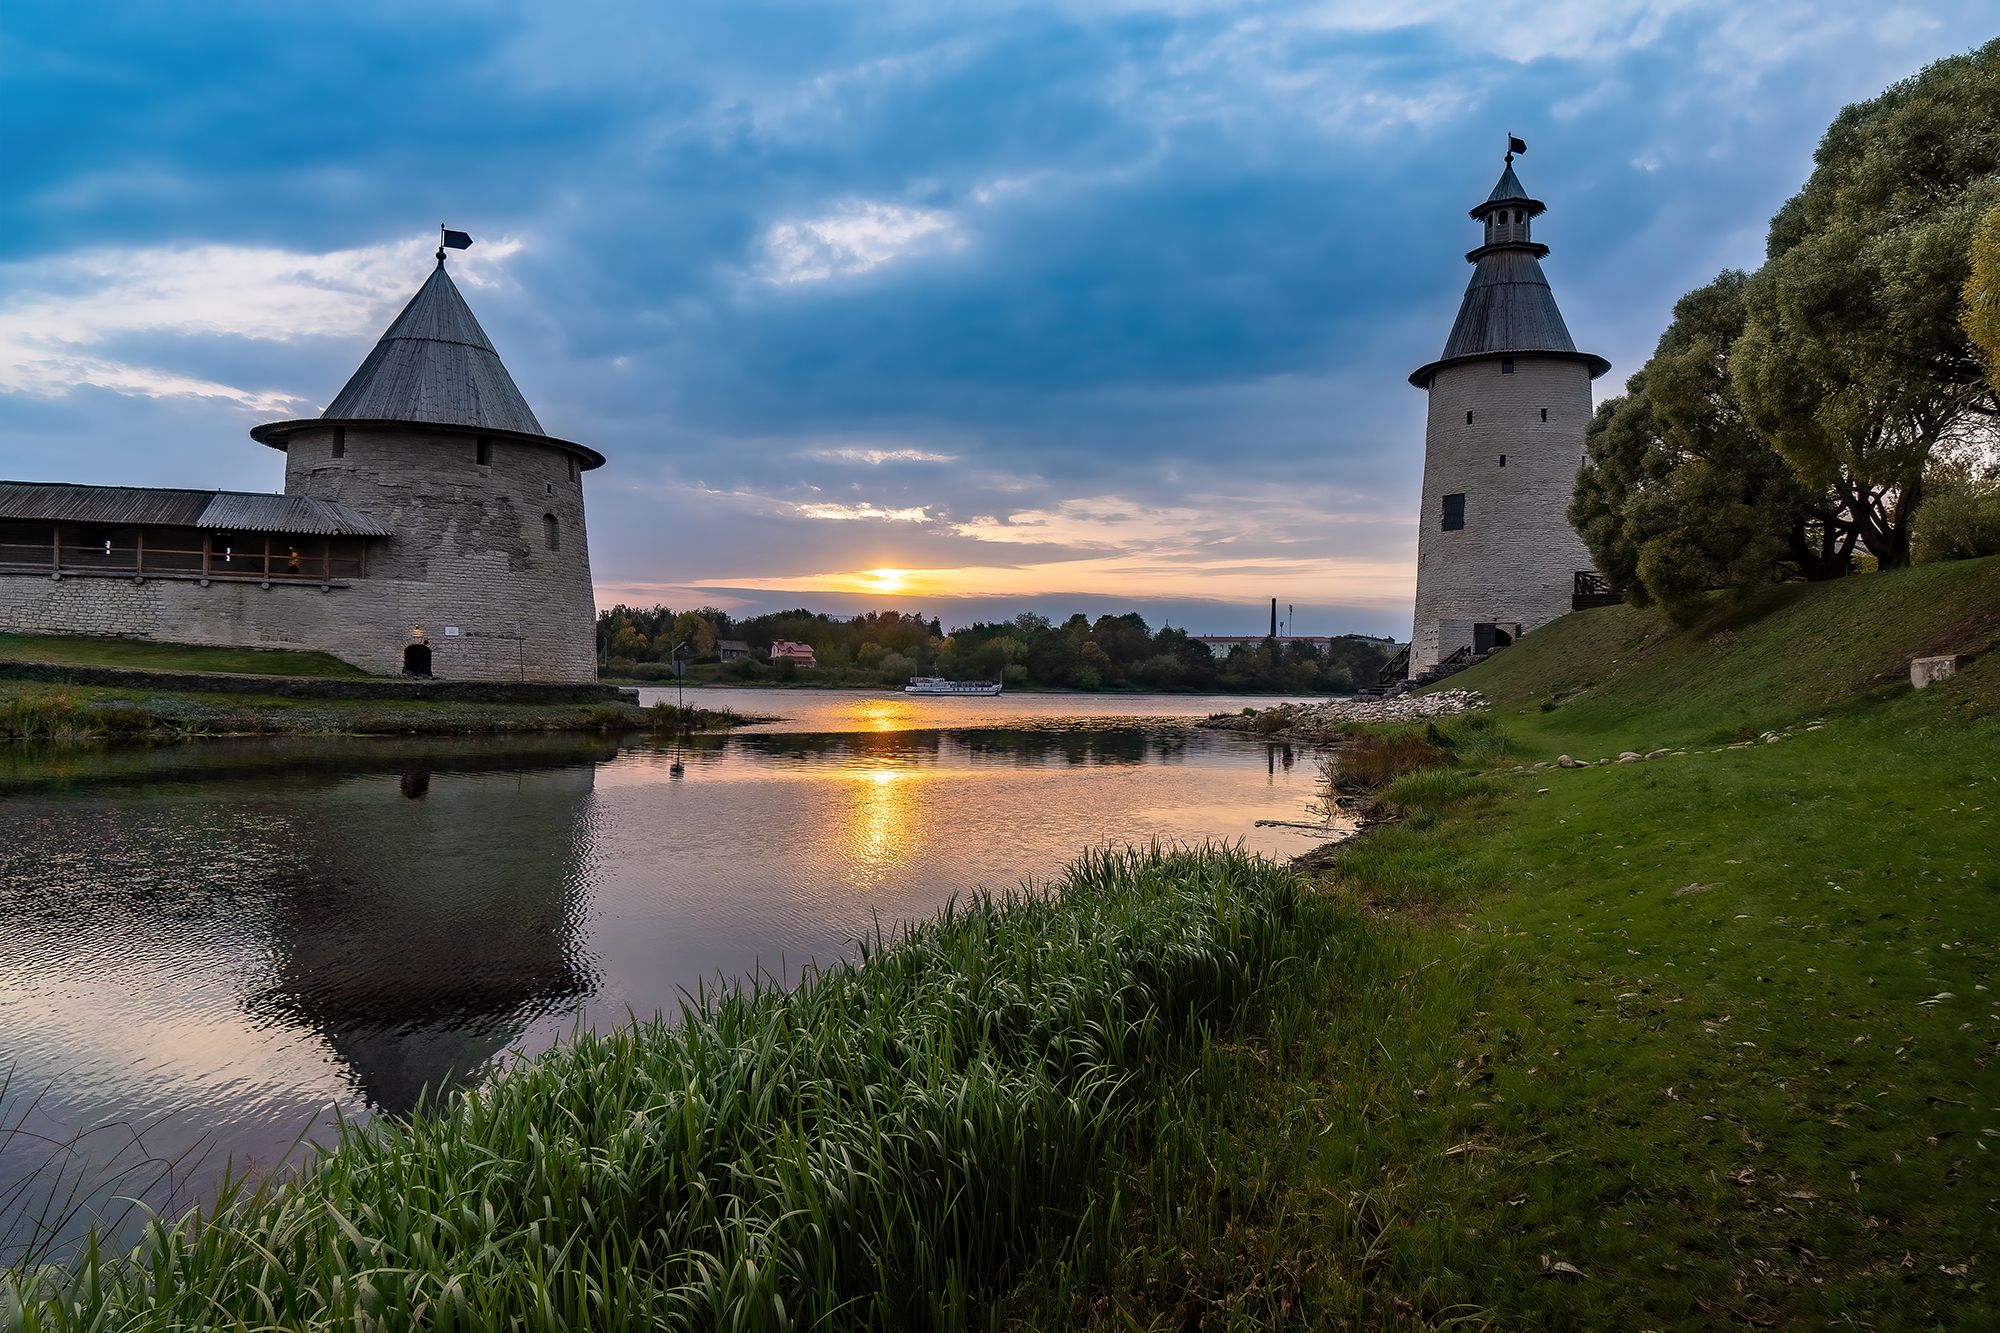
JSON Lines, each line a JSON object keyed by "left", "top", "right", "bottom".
{"left": 1572, "top": 570, "right": 1624, "bottom": 610}
{"left": 0, "top": 526, "right": 366, "bottom": 582}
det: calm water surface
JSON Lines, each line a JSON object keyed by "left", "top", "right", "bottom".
{"left": 0, "top": 688, "right": 1341, "bottom": 1256}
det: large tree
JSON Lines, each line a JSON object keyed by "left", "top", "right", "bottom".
{"left": 1731, "top": 38, "right": 2000, "bottom": 568}
{"left": 1572, "top": 273, "right": 1849, "bottom": 622}
{"left": 1966, "top": 200, "right": 2000, "bottom": 392}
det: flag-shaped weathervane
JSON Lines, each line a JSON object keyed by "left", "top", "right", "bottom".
{"left": 1506, "top": 134, "right": 1527, "bottom": 162}
{"left": 436, "top": 226, "right": 474, "bottom": 265}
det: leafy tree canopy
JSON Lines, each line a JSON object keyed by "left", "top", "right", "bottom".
{"left": 1732, "top": 37, "right": 2000, "bottom": 567}
{"left": 1573, "top": 274, "right": 1851, "bottom": 622}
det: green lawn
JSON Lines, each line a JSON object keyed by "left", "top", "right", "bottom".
{"left": 1010, "top": 562, "right": 2000, "bottom": 1329}
{"left": 0, "top": 631, "right": 371, "bottom": 678}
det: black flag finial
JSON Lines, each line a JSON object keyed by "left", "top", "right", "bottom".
{"left": 437, "top": 226, "right": 474, "bottom": 267}
{"left": 1506, "top": 134, "right": 1527, "bottom": 163}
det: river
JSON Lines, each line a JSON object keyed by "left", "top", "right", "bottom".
{"left": 0, "top": 687, "right": 1344, "bottom": 1260}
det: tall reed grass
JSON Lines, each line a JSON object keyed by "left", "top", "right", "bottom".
{"left": 3, "top": 845, "right": 1302, "bottom": 1330}
{"left": 1, "top": 689, "right": 179, "bottom": 741}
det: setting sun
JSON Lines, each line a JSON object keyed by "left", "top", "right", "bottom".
{"left": 865, "top": 567, "right": 910, "bottom": 593}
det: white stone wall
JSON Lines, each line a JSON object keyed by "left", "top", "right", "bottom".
{"left": 0, "top": 425, "right": 602, "bottom": 683}
{"left": 1409, "top": 355, "right": 1595, "bottom": 675}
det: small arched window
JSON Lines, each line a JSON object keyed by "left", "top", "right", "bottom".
{"left": 543, "top": 513, "right": 560, "bottom": 552}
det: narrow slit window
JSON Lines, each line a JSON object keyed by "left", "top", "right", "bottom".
{"left": 476, "top": 437, "right": 493, "bottom": 466}
{"left": 331, "top": 427, "right": 346, "bottom": 459}
{"left": 543, "top": 513, "right": 560, "bottom": 551}
{"left": 1541, "top": 408, "right": 1549, "bottom": 422}
{"left": 1465, "top": 410, "right": 1473, "bottom": 424}
{"left": 1499, "top": 454, "right": 1507, "bottom": 467}
{"left": 1501, "top": 358, "right": 1514, "bottom": 374}
{"left": 1442, "top": 493, "right": 1466, "bottom": 531}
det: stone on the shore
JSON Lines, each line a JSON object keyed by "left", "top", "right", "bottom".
{"left": 1911, "top": 654, "right": 1966, "bottom": 689}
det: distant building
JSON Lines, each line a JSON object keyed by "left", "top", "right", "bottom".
{"left": 768, "top": 639, "right": 816, "bottom": 667}
{"left": 0, "top": 248, "right": 605, "bottom": 681}
{"left": 716, "top": 639, "right": 751, "bottom": 662}
{"left": 1406, "top": 147, "right": 1609, "bottom": 678}
{"left": 1192, "top": 634, "right": 1392, "bottom": 659}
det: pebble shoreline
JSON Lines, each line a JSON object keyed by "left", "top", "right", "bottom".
{"left": 1199, "top": 689, "right": 1485, "bottom": 741}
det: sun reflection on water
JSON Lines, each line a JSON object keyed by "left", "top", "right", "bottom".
{"left": 847, "top": 764, "right": 917, "bottom": 867}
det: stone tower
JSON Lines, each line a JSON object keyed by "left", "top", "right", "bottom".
{"left": 251, "top": 254, "right": 605, "bottom": 682}
{"left": 1405, "top": 150, "right": 1609, "bottom": 678}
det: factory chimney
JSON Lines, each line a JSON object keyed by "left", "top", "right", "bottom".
{"left": 1269, "top": 597, "right": 1278, "bottom": 638}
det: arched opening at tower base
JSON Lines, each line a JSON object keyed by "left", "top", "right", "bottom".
{"left": 403, "top": 643, "right": 432, "bottom": 677}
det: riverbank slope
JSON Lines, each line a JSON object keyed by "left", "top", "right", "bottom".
{"left": 0, "top": 632, "right": 750, "bottom": 737}
{"left": 1007, "top": 556, "right": 1999, "bottom": 1329}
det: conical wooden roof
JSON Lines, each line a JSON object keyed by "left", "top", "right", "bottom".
{"left": 322, "top": 263, "right": 545, "bottom": 435}
{"left": 1410, "top": 161, "right": 1608, "bottom": 387}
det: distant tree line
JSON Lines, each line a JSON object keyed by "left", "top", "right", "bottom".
{"left": 597, "top": 604, "right": 1394, "bottom": 693}
{"left": 1573, "top": 38, "right": 2000, "bottom": 622}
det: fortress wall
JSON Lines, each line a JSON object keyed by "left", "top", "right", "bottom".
{"left": 0, "top": 572, "right": 343, "bottom": 651}
{"left": 0, "top": 426, "right": 599, "bottom": 682}
{"left": 1410, "top": 355, "right": 1596, "bottom": 674}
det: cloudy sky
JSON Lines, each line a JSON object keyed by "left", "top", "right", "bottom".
{"left": 1, "top": 2, "right": 1993, "bottom": 637}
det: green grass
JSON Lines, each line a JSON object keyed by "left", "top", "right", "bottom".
{"left": 0, "top": 631, "right": 371, "bottom": 678}
{"left": 0, "top": 682, "right": 750, "bottom": 740}
{"left": 1439, "top": 554, "right": 2000, "bottom": 754}
{"left": 4, "top": 846, "right": 1306, "bottom": 1330}
{"left": 0, "top": 686, "right": 187, "bottom": 741}
{"left": 1007, "top": 563, "right": 2000, "bottom": 1329}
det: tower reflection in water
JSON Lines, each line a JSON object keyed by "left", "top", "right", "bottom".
{"left": 0, "top": 738, "right": 610, "bottom": 1263}
{"left": 243, "top": 744, "right": 607, "bottom": 1114}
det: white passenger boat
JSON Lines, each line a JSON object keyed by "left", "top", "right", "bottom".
{"left": 903, "top": 676, "right": 1003, "bottom": 696}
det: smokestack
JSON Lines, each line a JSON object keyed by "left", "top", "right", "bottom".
{"left": 1270, "top": 597, "right": 1278, "bottom": 638}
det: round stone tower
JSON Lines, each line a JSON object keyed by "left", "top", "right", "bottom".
{"left": 1406, "top": 150, "right": 1609, "bottom": 678}
{"left": 251, "top": 253, "right": 605, "bottom": 682}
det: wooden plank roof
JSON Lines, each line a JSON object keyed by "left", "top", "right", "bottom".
{"left": 0, "top": 482, "right": 391, "bottom": 536}
{"left": 321, "top": 263, "right": 546, "bottom": 436}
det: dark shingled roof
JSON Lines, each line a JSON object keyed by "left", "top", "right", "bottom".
{"left": 0, "top": 481, "right": 391, "bottom": 536}
{"left": 1411, "top": 162, "right": 1609, "bottom": 388}
{"left": 1477, "top": 162, "right": 1542, "bottom": 215}
{"left": 322, "top": 264, "right": 545, "bottom": 435}
{"left": 250, "top": 260, "right": 605, "bottom": 469}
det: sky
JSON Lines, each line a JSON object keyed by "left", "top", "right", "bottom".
{"left": 1, "top": 2, "right": 1994, "bottom": 639}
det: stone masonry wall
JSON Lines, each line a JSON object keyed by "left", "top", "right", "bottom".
{"left": 1410, "top": 355, "right": 1596, "bottom": 675}
{"left": 0, "top": 571, "right": 344, "bottom": 650}
{"left": 280, "top": 424, "right": 598, "bottom": 681}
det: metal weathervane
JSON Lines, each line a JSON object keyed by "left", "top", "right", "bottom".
{"left": 436, "top": 226, "right": 474, "bottom": 266}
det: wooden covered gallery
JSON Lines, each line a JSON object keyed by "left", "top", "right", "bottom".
{"left": 0, "top": 481, "right": 387, "bottom": 586}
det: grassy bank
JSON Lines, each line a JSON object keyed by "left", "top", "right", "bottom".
{"left": 1008, "top": 558, "right": 1999, "bottom": 1329}
{"left": 3, "top": 846, "right": 1306, "bottom": 1329}
{"left": 0, "top": 682, "right": 747, "bottom": 740}
{"left": 0, "top": 632, "right": 370, "bottom": 678}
